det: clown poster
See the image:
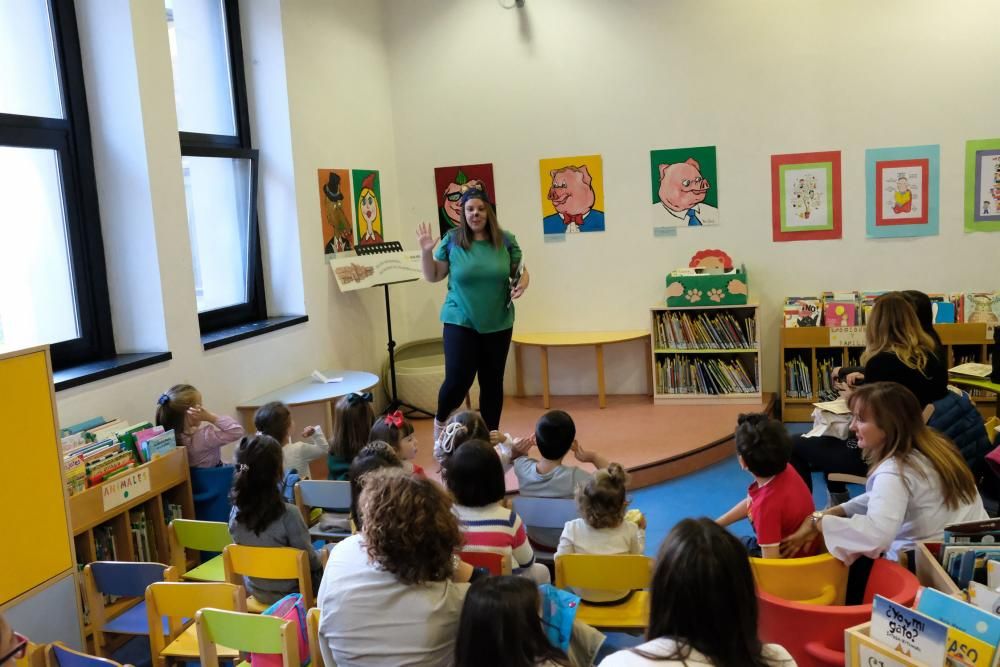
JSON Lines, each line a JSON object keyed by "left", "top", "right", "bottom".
{"left": 317, "top": 168, "right": 355, "bottom": 257}
{"left": 965, "top": 138, "right": 1000, "bottom": 233}
{"left": 865, "top": 145, "right": 939, "bottom": 239}
{"left": 538, "top": 154, "right": 605, "bottom": 235}
{"left": 433, "top": 164, "right": 497, "bottom": 238}
{"left": 351, "top": 169, "right": 384, "bottom": 246}
{"left": 650, "top": 146, "right": 719, "bottom": 229}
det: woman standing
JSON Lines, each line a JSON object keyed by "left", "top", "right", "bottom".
{"left": 790, "top": 292, "right": 947, "bottom": 504}
{"left": 417, "top": 187, "right": 529, "bottom": 436}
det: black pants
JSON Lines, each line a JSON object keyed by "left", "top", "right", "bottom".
{"left": 437, "top": 324, "right": 513, "bottom": 430}
{"left": 845, "top": 555, "right": 875, "bottom": 605}
{"left": 789, "top": 434, "right": 868, "bottom": 493}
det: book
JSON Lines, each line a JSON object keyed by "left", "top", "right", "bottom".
{"left": 964, "top": 292, "right": 1000, "bottom": 326}
{"left": 917, "top": 587, "right": 1000, "bottom": 647}
{"left": 60, "top": 416, "right": 107, "bottom": 437}
{"left": 870, "top": 594, "right": 948, "bottom": 665}
{"left": 967, "top": 581, "right": 1000, "bottom": 615}
{"left": 950, "top": 363, "right": 994, "bottom": 379}
{"left": 142, "top": 430, "right": 177, "bottom": 461}
{"left": 944, "top": 518, "right": 1000, "bottom": 544}
{"left": 133, "top": 426, "right": 165, "bottom": 463}
{"left": 783, "top": 297, "right": 821, "bottom": 327}
{"left": 945, "top": 625, "right": 995, "bottom": 667}
{"left": 989, "top": 561, "right": 1000, "bottom": 589}
{"left": 933, "top": 301, "right": 957, "bottom": 324}
{"left": 812, "top": 398, "right": 850, "bottom": 414}
{"left": 823, "top": 300, "right": 857, "bottom": 327}
{"left": 311, "top": 370, "right": 343, "bottom": 384}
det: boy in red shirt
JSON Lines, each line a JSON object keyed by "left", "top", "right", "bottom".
{"left": 717, "top": 413, "right": 818, "bottom": 558}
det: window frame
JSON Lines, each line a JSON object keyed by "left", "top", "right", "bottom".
{"left": 0, "top": 0, "right": 114, "bottom": 369}
{"left": 174, "top": 0, "right": 267, "bottom": 334}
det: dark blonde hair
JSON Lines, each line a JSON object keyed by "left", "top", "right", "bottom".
{"left": 848, "top": 382, "right": 978, "bottom": 510}
{"left": 360, "top": 470, "right": 462, "bottom": 584}
{"left": 862, "top": 292, "right": 937, "bottom": 372}
{"left": 330, "top": 394, "right": 375, "bottom": 461}
{"left": 577, "top": 463, "right": 629, "bottom": 529}
{"left": 154, "top": 383, "right": 200, "bottom": 435}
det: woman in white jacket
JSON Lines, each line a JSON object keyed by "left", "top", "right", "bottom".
{"left": 782, "top": 381, "right": 987, "bottom": 602}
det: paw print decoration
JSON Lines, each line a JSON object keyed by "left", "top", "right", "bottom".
{"left": 685, "top": 288, "right": 703, "bottom": 303}
{"left": 707, "top": 288, "right": 724, "bottom": 302}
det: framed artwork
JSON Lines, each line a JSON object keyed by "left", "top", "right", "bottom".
{"left": 317, "top": 168, "right": 355, "bottom": 257}
{"left": 433, "top": 163, "right": 496, "bottom": 238}
{"left": 865, "top": 145, "right": 939, "bottom": 238}
{"left": 770, "top": 151, "right": 842, "bottom": 242}
{"left": 538, "top": 154, "right": 605, "bottom": 235}
{"left": 650, "top": 146, "right": 719, "bottom": 230}
{"left": 351, "top": 169, "right": 384, "bottom": 246}
{"left": 965, "top": 138, "right": 1000, "bottom": 233}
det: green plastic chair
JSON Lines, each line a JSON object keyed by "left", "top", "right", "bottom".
{"left": 168, "top": 519, "right": 232, "bottom": 582}
{"left": 195, "top": 607, "right": 300, "bottom": 667}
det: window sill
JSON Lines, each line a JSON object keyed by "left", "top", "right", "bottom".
{"left": 54, "top": 352, "right": 173, "bottom": 392}
{"left": 201, "top": 315, "right": 308, "bottom": 350}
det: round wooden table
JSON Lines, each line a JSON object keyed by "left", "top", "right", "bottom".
{"left": 512, "top": 330, "right": 651, "bottom": 408}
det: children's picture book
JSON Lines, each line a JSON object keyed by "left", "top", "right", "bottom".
{"left": 917, "top": 587, "right": 1000, "bottom": 648}
{"left": 967, "top": 581, "right": 1000, "bottom": 615}
{"left": 783, "top": 296, "right": 821, "bottom": 327}
{"left": 950, "top": 363, "right": 994, "bottom": 379}
{"left": 142, "top": 430, "right": 177, "bottom": 462}
{"left": 870, "top": 595, "right": 948, "bottom": 665}
{"left": 933, "top": 301, "right": 957, "bottom": 324}
{"left": 944, "top": 518, "right": 1000, "bottom": 544}
{"left": 964, "top": 292, "right": 1000, "bottom": 327}
{"left": 989, "top": 560, "right": 1000, "bottom": 590}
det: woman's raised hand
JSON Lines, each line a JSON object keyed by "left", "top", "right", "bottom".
{"left": 416, "top": 222, "right": 437, "bottom": 253}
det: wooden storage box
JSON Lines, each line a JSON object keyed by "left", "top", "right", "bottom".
{"left": 914, "top": 541, "right": 965, "bottom": 599}
{"left": 845, "top": 622, "right": 929, "bottom": 667}
{"left": 664, "top": 265, "right": 748, "bottom": 307}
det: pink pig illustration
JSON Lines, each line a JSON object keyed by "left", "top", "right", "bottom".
{"left": 656, "top": 158, "right": 718, "bottom": 226}
{"left": 543, "top": 165, "right": 605, "bottom": 234}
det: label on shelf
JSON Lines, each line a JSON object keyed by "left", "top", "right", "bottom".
{"left": 101, "top": 469, "right": 151, "bottom": 512}
{"left": 858, "top": 642, "right": 911, "bottom": 667}
{"left": 830, "top": 326, "right": 865, "bottom": 347}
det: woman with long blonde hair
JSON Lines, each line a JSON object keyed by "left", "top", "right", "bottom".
{"left": 790, "top": 292, "right": 948, "bottom": 505}
{"left": 783, "top": 382, "right": 986, "bottom": 601}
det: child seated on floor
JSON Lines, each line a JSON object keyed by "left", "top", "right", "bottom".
{"left": 369, "top": 409, "right": 425, "bottom": 476}
{"left": 434, "top": 410, "right": 533, "bottom": 473}
{"left": 716, "top": 413, "right": 818, "bottom": 558}
{"left": 555, "top": 463, "right": 645, "bottom": 602}
{"left": 228, "top": 434, "right": 323, "bottom": 603}
{"left": 514, "top": 410, "right": 609, "bottom": 498}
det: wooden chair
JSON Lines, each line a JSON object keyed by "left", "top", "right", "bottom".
{"left": 167, "top": 519, "right": 232, "bottom": 582}
{"left": 145, "top": 581, "right": 245, "bottom": 667}
{"left": 195, "top": 608, "right": 299, "bottom": 667}
{"left": 554, "top": 554, "right": 653, "bottom": 630}
{"left": 222, "top": 544, "right": 314, "bottom": 612}
{"left": 293, "top": 480, "right": 352, "bottom": 543}
{"left": 83, "top": 561, "right": 177, "bottom": 657}
{"left": 44, "top": 643, "right": 132, "bottom": 667}
{"left": 305, "top": 607, "right": 328, "bottom": 667}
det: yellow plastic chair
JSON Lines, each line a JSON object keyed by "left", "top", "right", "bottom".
{"left": 168, "top": 519, "right": 232, "bottom": 582}
{"left": 145, "top": 581, "right": 245, "bottom": 667}
{"left": 985, "top": 416, "right": 999, "bottom": 438}
{"left": 15, "top": 641, "right": 44, "bottom": 667}
{"left": 750, "top": 552, "right": 848, "bottom": 606}
{"left": 554, "top": 554, "right": 653, "bottom": 630}
{"left": 223, "top": 544, "right": 314, "bottom": 612}
{"left": 306, "top": 607, "right": 327, "bottom": 667}
{"left": 195, "top": 608, "right": 299, "bottom": 667}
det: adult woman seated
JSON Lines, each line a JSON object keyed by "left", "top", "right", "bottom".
{"left": 317, "top": 469, "right": 475, "bottom": 665}
{"left": 601, "top": 518, "right": 793, "bottom": 666}
{"left": 790, "top": 292, "right": 948, "bottom": 505}
{"left": 783, "top": 382, "right": 987, "bottom": 601}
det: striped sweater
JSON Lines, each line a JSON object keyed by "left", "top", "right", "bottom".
{"left": 453, "top": 502, "right": 535, "bottom": 573}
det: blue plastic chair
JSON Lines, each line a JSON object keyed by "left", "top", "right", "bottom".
{"left": 293, "top": 480, "right": 352, "bottom": 542}
{"left": 47, "top": 642, "right": 134, "bottom": 667}
{"left": 189, "top": 465, "right": 236, "bottom": 523}
{"left": 511, "top": 496, "right": 579, "bottom": 558}
{"left": 84, "top": 562, "right": 177, "bottom": 657}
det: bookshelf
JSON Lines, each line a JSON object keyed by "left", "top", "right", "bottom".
{"left": 780, "top": 322, "right": 993, "bottom": 422}
{"left": 68, "top": 446, "right": 195, "bottom": 639}
{"left": 650, "top": 303, "right": 762, "bottom": 405}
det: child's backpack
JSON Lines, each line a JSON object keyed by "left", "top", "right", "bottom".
{"left": 281, "top": 469, "right": 301, "bottom": 504}
{"left": 251, "top": 593, "right": 309, "bottom": 667}
{"left": 539, "top": 583, "right": 579, "bottom": 653}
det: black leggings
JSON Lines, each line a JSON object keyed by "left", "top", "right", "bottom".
{"left": 437, "top": 324, "right": 513, "bottom": 430}
{"left": 790, "top": 434, "right": 868, "bottom": 494}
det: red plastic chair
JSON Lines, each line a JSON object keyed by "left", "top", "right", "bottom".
{"left": 756, "top": 558, "right": 920, "bottom": 667}
{"left": 459, "top": 551, "right": 510, "bottom": 576}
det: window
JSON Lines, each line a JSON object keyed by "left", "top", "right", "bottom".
{"left": 166, "top": 0, "right": 264, "bottom": 333}
{"left": 0, "top": 0, "right": 113, "bottom": 368}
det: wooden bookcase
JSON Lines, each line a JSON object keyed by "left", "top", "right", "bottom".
{"left": 779, "top": 322, "right": 993, "bottom": 422}
{"left": 68, "top": 447, "right": 195, "bottom": 639}
{"left": 650, "top": 303, "right": 762, "bottom": 405}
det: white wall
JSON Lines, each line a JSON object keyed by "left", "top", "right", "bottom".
{"left": 55, "top": 0, "right": 395, "bottom": 429}
{"left": 383, "top": 0, "right": 1000, "bottom": 397}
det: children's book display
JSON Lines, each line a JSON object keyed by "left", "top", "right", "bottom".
{"left": 60, "top": 416, "right": 177, "bottom": 496}
{"left": 782, "top": 291, "right": 1000, "bottom": 327}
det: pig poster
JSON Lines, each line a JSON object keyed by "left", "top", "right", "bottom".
{"left": 539, "top": 154, "right": 605, "bottom": 235}
{"left": 434, "top": 163, "right": 497, "bottom": 238}
{"left": 351, "top": 168, "right": 384, "bottom": 246}
{"left": 318, "top": 168, "right": 355, "bottom": 257}
{"left": 650, "top": 146, "right": 719, "bottom": 229}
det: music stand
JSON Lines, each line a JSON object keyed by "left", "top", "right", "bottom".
{"left": 354, "top": 241, "right": 433, "bottom": 418}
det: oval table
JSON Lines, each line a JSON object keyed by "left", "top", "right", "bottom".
{"left": 512, "top": 330, "right": 651, "bottom": 409}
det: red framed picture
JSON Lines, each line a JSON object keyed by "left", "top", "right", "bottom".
{"left": 874, "top": 158, "right": 929, "bottom": 226}
{"left": 771, "top": 151, "right": 842, "bottom": 242}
